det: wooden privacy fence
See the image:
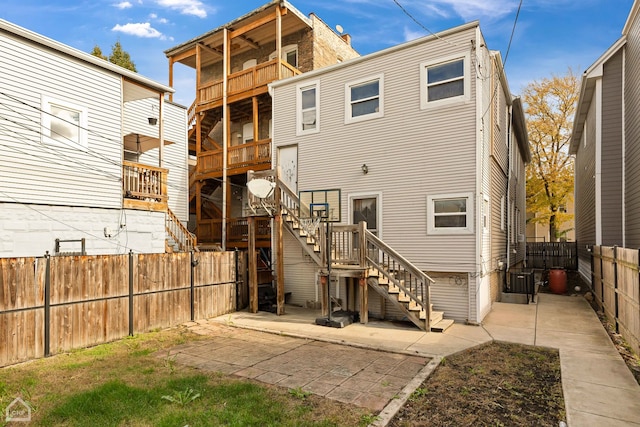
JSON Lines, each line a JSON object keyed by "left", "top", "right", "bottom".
{"left": 592, "top": 246, "right": 640, "bottom": 355}
{"left": 526, "top": 241, "right": 578, "bottom": 270}
{"left": 0, "top": 251, "right": 238, "bottom": 367}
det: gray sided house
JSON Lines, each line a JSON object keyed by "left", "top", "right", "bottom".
{"left": 571, "top": 0, "right": 639, "bottom": 282}
{"left": 269, "top": 21, "right": 530, "bottom": 325}
{"left": 0, "top": 20, "right": 191, "bottom": 257}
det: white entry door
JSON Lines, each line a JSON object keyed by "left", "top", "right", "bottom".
{"left": 277, "top": 145, "right": 298, "bottom": 193}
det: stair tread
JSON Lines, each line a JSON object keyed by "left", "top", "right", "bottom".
{"left": 431, "top": 318, "right": 455, "bottom": 333}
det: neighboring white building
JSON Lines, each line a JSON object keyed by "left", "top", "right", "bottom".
{"left": 0, "top": 19, "right": 191, "bottom": 257}
{"left": 269, "top": 21, "right": 530, "bottom": 325}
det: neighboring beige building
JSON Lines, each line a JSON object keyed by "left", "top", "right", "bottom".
{"left": 526, "top": 200, "right": 575, "bottom": 242}
{"left": 269, "top": 21, "right": 530, "bottom": 326}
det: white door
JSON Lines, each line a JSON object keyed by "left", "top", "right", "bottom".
{"left": 242, "top": 122, "right": 253, "bottom": 144}
{"left": 277, "top": 145, "right": 298, "bottom": 193}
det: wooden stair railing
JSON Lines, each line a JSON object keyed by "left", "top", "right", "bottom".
{"left": 276, "top": 177, "right": 324, "bottom": 266}
{"left": 362, "top": 228, "right": 434, "bottom": 331}
{"left": 166, "top": 207, "right": 198, "bottom": 252}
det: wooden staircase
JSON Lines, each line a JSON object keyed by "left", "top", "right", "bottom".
{"left": 165, "top": 207, "right": 198, "bottom": 252}
{"left": 270, "top": 175, "right": 452, "bottom": 332}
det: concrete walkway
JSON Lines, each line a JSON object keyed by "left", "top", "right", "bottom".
{"left": 175, "top": 292, "right": 640, "bottom": 426}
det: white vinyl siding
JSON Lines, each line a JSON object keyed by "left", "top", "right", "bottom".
{"left": 41, "top": 96, "right": 88, "bottom": 149}
{"left": 0, "top": 29, "right": 122, "bottom": 209}
{"left": 273, "top": 24, "right": 479, "bottom": 272}
{"left": 344, "top": 74, "right": 384, "bottom": 123}
{"left": 296, "top": 81, "right": 319, "bottom": 135}
{"left": 421, "top": 53, "right": 471, "bottom": 109}
{"left": 427, "top": 193, "right": 474, "bottom": 235}
{"left": 126, "top": 99, "right": 189, "bottom": 222}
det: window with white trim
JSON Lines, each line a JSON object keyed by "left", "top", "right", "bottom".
{"left": 296, "top": 81, "right": 319, "bottom": 135}
{"left": 269, "top": 44, "right": 298, "bottom": 68}
{"left": 345, "top": 74, "right": 383, "bottom": 123}
{"left": 41, "top": 96, "right": 88, "bottom": 149}
{"left": 427, "top": 193, "right": 473, "bottom": 234}
{"left": 420, "top": 54, "right": 470, "bottom": 109}
{"left": 500, "top": 196, "right": 505, "bottom": 231}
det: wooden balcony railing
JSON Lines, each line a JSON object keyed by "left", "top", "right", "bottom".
{"left": 195, "top": 139, "right": 271, "bottom": 177}
{"left": 123, "top": 161, "right": 168, "bottom": 203}
{"left": 196, "top": 59, "right": 300, "bottom": 107}
{"left": 197, "top": 218, "right": 271, "bottom": 246}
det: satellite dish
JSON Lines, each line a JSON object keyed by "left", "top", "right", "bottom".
{"left": 336, "top": 24, "right": 344, "bottom": 34}
{"left": 247, "top": 178, "right": 275, "bottom": 199}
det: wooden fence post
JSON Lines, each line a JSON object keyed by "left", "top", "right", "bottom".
{"left": 44, "top": 252, "right": 51, "bottom": 357}
{"left": 614, "top": 246, "right": 619, "bottom": 333}
{"left": 129, "top": 250, "right": 134, "bottom": 336}
{"left": 190, "top": 251, "right": 195, "bottom": 322}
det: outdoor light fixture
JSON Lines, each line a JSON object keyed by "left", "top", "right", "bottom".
{"left": 361, "top": 164, "right": 368, "bottom": 174}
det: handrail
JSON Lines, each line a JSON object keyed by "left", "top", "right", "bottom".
{"left": 363, "top": 228, "right": 433, "bottom": 326}
{"left": 166, "top": 207, "right": 198, "bottom": 252}
{"left": 187, "top": 99, "right": 196, "bottom": 129}
{"left": 122, "top": 161, "right": 168, "bottom": 201}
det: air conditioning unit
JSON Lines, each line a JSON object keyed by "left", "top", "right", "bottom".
{"left": 517, "top": 233, "right": 525, "bottom": 242}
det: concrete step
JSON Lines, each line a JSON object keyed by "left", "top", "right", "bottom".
{"left": 419, "top": 310, "right": 444, "bottom": 322}
{"left": 430, "top": 318, "right": 454, "bottom": 333}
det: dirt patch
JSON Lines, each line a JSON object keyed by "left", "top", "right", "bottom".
{"left": 389, "top": 341, "right": 565, "bottom": 427}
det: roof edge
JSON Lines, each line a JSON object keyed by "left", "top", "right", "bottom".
{"left": 512, "top": 97, "right": 531, "bottom": 163}
{"left": 164, "top": 0, "right": 312, "bottom": 58}
{"left": 269, "top": 20, "right": 480, "bottom": 89}
{"left": 623, "top": 0, "right": 639, "bottom": 35}
{"left": 0, "top": 19, "right": 173, "bottom": 94}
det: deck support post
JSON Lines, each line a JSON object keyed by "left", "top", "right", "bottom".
{"left": 248, "top": 216, "right": 258, "bottom": 313}
{"left": 359, "top": 276, "right": 368, "bottom": 324}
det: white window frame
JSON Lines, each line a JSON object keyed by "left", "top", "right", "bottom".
{"left": 500, "top": 196, "right": 505, "bottom": 231}
{"left": 41, "top": 95, "right": 88, "bottom": 149}
{"left": 483, "top": 195, "right": 490, "bottom": 234}
{"left": 420, "top": 53, "right": 470, "bottom": 110}
{"left": 296, "top": 80, "right": 320, "bottom": 135}
{"left": 344, "top": 74, "right": 384, "bottom": 124}
{"left": 427, "top": 192, "right": 474, "bottom": 235}
{"left": 349, "top": 191, "right": 383, "bottom": 239}
{"left": 269, "top": 44, "right": 298, "bottom": 68}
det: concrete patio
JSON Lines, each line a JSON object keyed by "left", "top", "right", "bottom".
{"left": 171, "top": 292, "right": 640, "bottom": 426}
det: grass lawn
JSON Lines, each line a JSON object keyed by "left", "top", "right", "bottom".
{"left": 0, "top": 327, "right": 374, "bottom": 427}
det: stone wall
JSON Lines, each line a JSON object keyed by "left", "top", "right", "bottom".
{"left": 310, "top": 14, "right": 359, "bottom": 69}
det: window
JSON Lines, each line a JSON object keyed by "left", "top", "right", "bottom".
{"left": 269, "top": 44, "right": 298, "bottom": 68}
{"left": 296, "top": 81, "right": 319, "bottom": 135}
{"left": 345, "top": 74, "right": 384, "bottom": 123}
{"left": 500, "top": 196, "right": 505, "bottom": 231}
{"left": 427, "top": 193, "right": 473, "bottom": 234}
{"left": 41, "top": 96, "right": 88, "bottom": 149}
{"left": 420, "top": 54, "right": 470, "bottom": 109}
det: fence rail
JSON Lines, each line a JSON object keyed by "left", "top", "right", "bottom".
{"left": 592, "top": 245, "right": 640, "bottom": 356}
{"left": 0, "top": 251, "right": 237, "bottom": 367}
{"left": 526, "top": 241, "right": 578, "bottom": 270}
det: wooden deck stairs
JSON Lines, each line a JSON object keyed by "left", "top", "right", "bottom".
{"left": 272, "top": 176, "right": 452, "bottom": 333}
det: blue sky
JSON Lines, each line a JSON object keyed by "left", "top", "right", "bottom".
{"left": 1, "top": 0, "right": 634, "bottom": 107}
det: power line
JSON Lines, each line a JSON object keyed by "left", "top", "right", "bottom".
{"left": 392, "top": 0, "right": 461, "bottom": 48}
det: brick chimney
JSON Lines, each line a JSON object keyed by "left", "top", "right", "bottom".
{"left": 341, "top": 34, "right": 351, "bottom": 45}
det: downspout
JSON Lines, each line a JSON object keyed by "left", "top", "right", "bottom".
{"left": 505, "top": 104, "right": 513, "bottom": 279}
{"left": 222, "top": 27, "right": 229, "bottom": 251}
{"left": 622, "top": 48, "right": 626, "bottom": 247}
{"left": 472, "top": 28, "right": 482, "bottom": 324}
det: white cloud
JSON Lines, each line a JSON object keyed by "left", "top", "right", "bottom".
{"left": 150, "top": 13, "right": 158, "bottom": 19}
{"left": 158, "top": 17, "right": 169, "bottom": 24}
{"left": 114, "top": 1, "right": 132, "bottom": 9}
{"left": 112, "top": 22, "right": 163, "bottom": 38}
{"left": 403, "top": 26, "right": 426, "bottom": 42}
{"left": 424, "top": 0, "right": 517, "bottom": 21}
{"left": 155, "top": 0, "right": 207, "bottom": 18}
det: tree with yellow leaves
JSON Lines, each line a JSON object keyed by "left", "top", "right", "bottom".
{"left": 524, "top": 70, "right": 579, "bottom": 242}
